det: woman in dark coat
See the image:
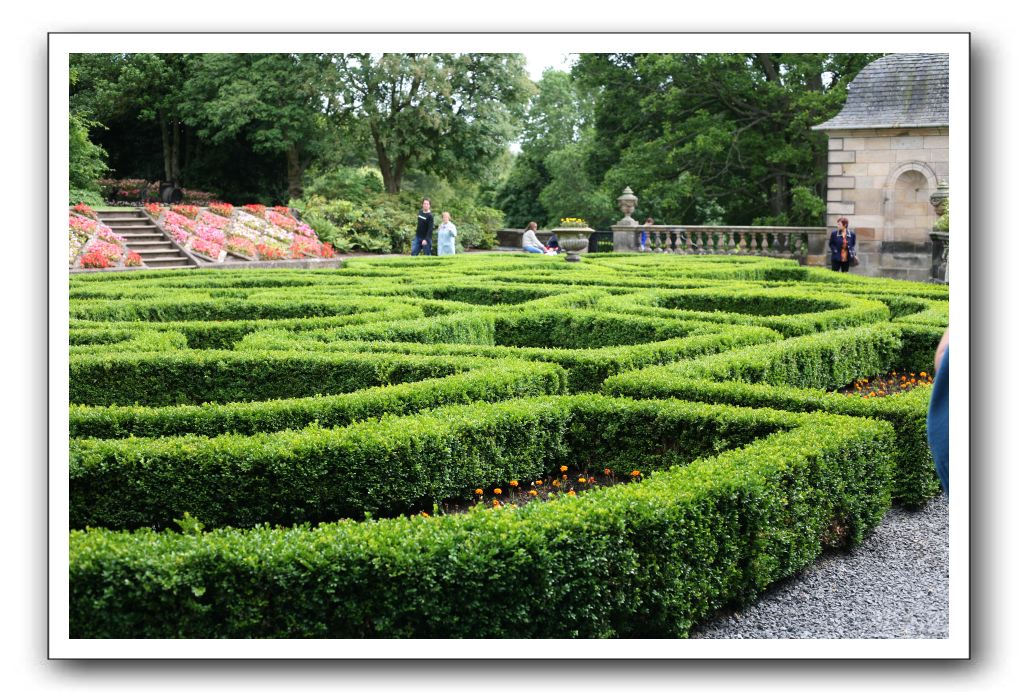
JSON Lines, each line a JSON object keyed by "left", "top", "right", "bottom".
{"left": 829, "top": 216, "right": 857, "bottom": 272}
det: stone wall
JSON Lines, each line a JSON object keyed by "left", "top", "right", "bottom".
{"left": 824, "top": 127, "right": 948, "bottom": 281}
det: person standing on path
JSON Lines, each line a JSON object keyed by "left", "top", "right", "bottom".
{"left": 412, "top": 198, "right": 435, "bottom": 256}
{"left": 927, "top": 328, "right": 950, "bottom": 495}
{"left": 828, "top": 216, "right": 857, "bottom": 272}
{"left": 436, "top": 211, "right": 457, "bottom": 256}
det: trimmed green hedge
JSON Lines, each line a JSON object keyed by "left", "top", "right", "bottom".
{"left": 70, "top": 351, "right": 500, "bottom": 406}
{"left": 70, "top": 360, "right": 567, "bottom": 439}
{"left": 69, "top": 405, "right": 893, "bottom": 638}
{"left": 602, "top": 324, "right": 941, "bottom": 505}
{"left": 598, "top": 287, "right": 891, "bottom": 336}
{"left": 69, "top": 395, "right": 796, "bottom": 531}
{"left": 235, "top": 322, "right": 782, "bottom": 392}
{"left": 70, "top": 302, "right": 424, "bottom": 350}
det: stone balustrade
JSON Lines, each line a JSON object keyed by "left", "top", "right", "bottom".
{"left": 611, "top": 224, "right": 829, "bottom": 265}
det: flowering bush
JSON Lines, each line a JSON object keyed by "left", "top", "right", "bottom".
{"left": 182, "top": 189, "right": 216, "bottom": 205}
{"left": 226, "top": 236, "right": 257, "bottom": 258}
{"left": 125, "top": 252, "right": 143, "bottom": 267}
{"left": 190, "top": 236, "right": 224, "bottom": 259}
{"left": 145, "top": 203, "right": 164, "bottom": 218}
{"left": 256, "top": 243, "right": 286, "bottom": 260}
{"left": 266, "top": 210, "right": 297, "bottom": 231}
{"left": 242, "top": 204, "right": 266, "bottom": 216}
{"left": 170, "top": 204, "right": 200, "bottom": 220}
{"left": 69, "top": 228, "right": 89, "bottom": 265}
{"left": 209, "top": 202, "right": 234, "bottom": 218}
{"left": 78, "top": 250, "right": 113, "bottom": 269}
{"left": 289, "top": 235, "right": 323, "bottom": 259}
{"left": 72, "top": 203, "right": 98, "bottom": 220}
{"left": 95, "top": 226, "right": 127, "bottom": 245}
{"left": 198, "top": 210, "right": 229, "bottom": 230}
{"left": 69, "top": 214, "right": 97, "bottom": 235}
{"left": 90, "top": 240, "right": 124, "bottom": 262}
{"left": 194, "top": 223, "right": 226, "bottom": 246}
{"left": 559, "top": 217, "right": 588, "bottom": 228}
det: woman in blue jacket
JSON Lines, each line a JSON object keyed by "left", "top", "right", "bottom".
{"left": 829, "top": 216, "right": 857, "bottom": 272}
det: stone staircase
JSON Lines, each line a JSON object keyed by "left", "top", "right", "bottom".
{"left": 97, "top": 210, "right": 196, "bottom": 269}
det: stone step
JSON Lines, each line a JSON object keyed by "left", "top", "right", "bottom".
{"left": 126, "top": 240, "right": 174, "bottom": 248}
{"left": 135, "top": 249, "right": 187, "bottom": 258}
{"left": 97, "top": 214, "right": 148, "bottom": 221}
{"left": 119, "top": 234, "right": 167, "bottom": 242}
{"left": 141, "top": 257, "right": 193, "bottom": 267}
{"left": 103, "top": 221, "right": 158, "bottom": 229}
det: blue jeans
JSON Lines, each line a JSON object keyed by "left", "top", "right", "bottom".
{"left": 411, "top": 236, "right": 432, "bottom": 256}
{"left": 522, "top": 245, "right": 544, "bottom": 254}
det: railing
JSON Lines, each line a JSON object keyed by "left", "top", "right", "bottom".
{"left": 611, "top": 224, "right": 828, "bottom": 264}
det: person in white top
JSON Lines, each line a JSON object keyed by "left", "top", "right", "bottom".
{"left": 436, "top": 211, "right": 457, "bottom": 256}
{"left": 521, "top": 221, "right": 547, "bottom": 254}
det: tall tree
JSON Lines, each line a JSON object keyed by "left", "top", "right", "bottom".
{"left": 496, "top": 68, "right": 595, "bottom": 227}
{"left": 180, "top": 53, "right": 337, "bottom": 200}
{"left": 71, "top": 53, "right": 195, "bottom": 185}
{"left": 328, "top": 53, "right": 533, "bottom": 193}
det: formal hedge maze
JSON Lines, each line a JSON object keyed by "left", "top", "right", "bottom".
{"left": 67, "top": 254, "right": 949, "bottom": 638}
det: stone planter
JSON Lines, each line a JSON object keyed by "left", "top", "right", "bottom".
{"left": 553, "top": 227, "right": 591, "bottom": 262}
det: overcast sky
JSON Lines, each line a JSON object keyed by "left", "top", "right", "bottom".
{"left": 524, "top": 51, "right": 578, "bottom": 82}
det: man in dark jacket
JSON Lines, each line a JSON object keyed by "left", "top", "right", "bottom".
{"left": 411, "top": 198, "right": 434, "bottom": 256}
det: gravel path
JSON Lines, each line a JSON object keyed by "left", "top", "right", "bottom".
{"left": 691, "top": 493, "right": 949, "bottom": 639}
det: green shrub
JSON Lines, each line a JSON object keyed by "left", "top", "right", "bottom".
{"left": 71, "top": 360, "right": 567, "bottom": 439}
{"left": 69, "top": 407, "right": 893, "bottom": 637}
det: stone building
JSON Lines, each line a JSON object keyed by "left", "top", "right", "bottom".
{"left": 813, "top": 53, "right": 948, "bottom": 280}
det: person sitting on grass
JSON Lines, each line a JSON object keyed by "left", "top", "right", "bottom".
{"left": 521, "top": 221, "right": 548, "bottom": 254}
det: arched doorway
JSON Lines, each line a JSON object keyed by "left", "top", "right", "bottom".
{"left": 884, "top": 162, "right": 939, "bottom": 243}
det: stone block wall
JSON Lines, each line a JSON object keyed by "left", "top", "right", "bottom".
{"left": 823, "top": 127, "right": 948, "bottom": 280}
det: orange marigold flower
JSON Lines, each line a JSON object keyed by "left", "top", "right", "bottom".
{"left": 920, "top": 372, "right": 927, "bottom": 377}
{"left": 509, "top": 480, "right": 519, "bottom": 487}
{"left": 528, "top": 489, "right": 538, "bottom": 496}
{"left": 604, "top": 468, "right": 612, "bottom": 475}
{"left": 493, "top": 488, "right": 502, "bottom": 495}
{"left": 578, "top": 477, "right": 586, "bottom": 484}
{"left": 631, "top": 470, "right": 641, "bottom": 477}
{"left": 535, "top": 480, "right": 543, "bottom": 486}
{"left": 567, "top": 490, "right": 576, "bottom": 496}
{"left": 474, "top": 488, "right": 483, "bottom": 495}
{"left": 552, "top": 480, "right": 560, "bottom": 487}
{"left": 560, "top": 465, "right": 568, "bottom": 472}
{"left": 420, "top": 511, "right": 429, "bottom": 517}
{"left": 492, "top": 499, "right": 501, "bottom": 507}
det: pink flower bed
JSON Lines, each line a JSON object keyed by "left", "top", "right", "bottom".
{"left": 68, "top": 211, "right": 133, "bottom": 269}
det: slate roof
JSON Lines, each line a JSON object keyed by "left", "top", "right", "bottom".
{"left": 814, "top": 53, "right": 949, "bottom": 131}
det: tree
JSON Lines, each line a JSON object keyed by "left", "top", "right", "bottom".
{"left": 68, "top": 67, "right": 108, "bottom": 205}
{"left": 328, "top": 53, "right": 533, "bottom": 193}
{"left": 71, "top": 53, "right": 196, "bottom": 185}
{"left": 495, "top": 68, "right": 595, "bottom": 228}
{"left": 181, "top": 53, "right": 337, "bottom": 200}
{"left": 573, "top": 53, "right": 881, "bottom": 225}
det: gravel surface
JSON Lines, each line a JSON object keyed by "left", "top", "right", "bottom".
{"left": 691, "top": 493, "right": 949, "bottom": 639}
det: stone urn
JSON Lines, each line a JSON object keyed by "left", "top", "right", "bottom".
{"left": 552, "top": 226, "right": 592, "bottom": 262}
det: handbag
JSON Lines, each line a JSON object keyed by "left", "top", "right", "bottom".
{"left": 850, "top": 254, "right": 860, "bottom": 267}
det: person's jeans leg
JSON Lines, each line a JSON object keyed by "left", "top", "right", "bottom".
{"left": 523, "top": 246, "right": 543, "bottom": 253}
{"left": 411, "top": 236, "right": 422, "bottom": 256}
